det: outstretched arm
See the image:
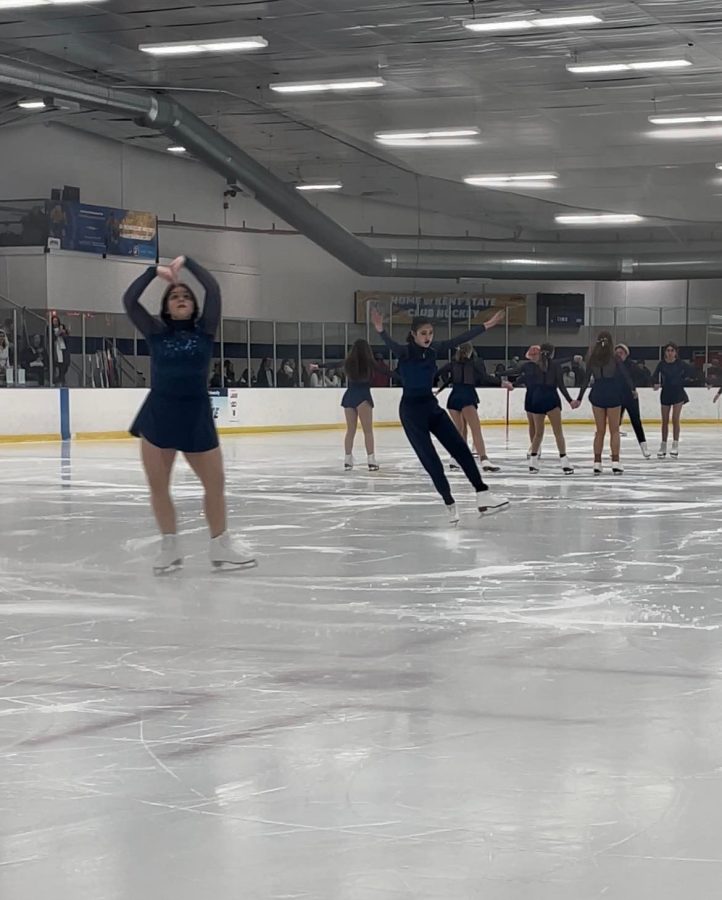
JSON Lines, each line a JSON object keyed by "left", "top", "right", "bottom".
{"left": 370, "top": 306, "right": 407, "bottom": 357}
{"left": 576, "top": 367, "right": 592, "bottom": 404}
{"left": 184, "top": 257, "right": 221, "bottom": 336}
{"left": 122, "top": 266, "right": 162, "bottom": 337}
{"left": 434, "top": 362, "right": 453, "bottom": 394}
{"left": 432, "top": 309, "right": 505, "bottom": 354}
{"left": 554, "top": 363, "right": 573, "bottom": 404}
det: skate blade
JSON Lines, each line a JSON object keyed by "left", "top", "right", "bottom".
{"left": 562, "top": 469, "right": 574, "bottom": 475}
{"left": 212, "top": 558, "right": 258, "bottom": 571}
{"left": 670, "top": 454, "right": 679, "bottom": 459}
{"left": 153, "top": 560, "right": 182, "bottom": 576}
{"left": 478, "top": 501, "right": 510, "bottom": 516}
{"left": 612, "top": 470, "right": 624, "bottom": 476}
{"left": 482, "top": 466, "right": 501, "bottom": 473}
{"left": 368, "top": 465, "right": 380, "bottom": 472}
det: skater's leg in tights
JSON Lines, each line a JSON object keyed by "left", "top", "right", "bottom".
{"left": 626, "top": 397, "right": 646, "bottom": 444}
{"left": 449, "top": 408, "right": 464, "bottom": 437}
{"left": 343, "top": 408, "right": 358, "bottom": 455}
{"left": 400, "top": 404, "right": 455, "bottom": 505}
{"left": 141, "top": 438, "right": 177, "bottom": 534}
{"left": 547, "top": 408, "right": 567, "bottom": 456}
{"left": 462, "top": 406, "right": 488, "bottom": 460}
{"left": 661, "top": 405, "right": 671, "bottom": 442}
{"left": 672, "top": 402, "right": 683, "bottom": 442}
{"left": 429, "top": 406, "right": 485, "bottom": 492}
{"left": 592, "top": 406, "right": 607, "bottom": 462}
{"left": 607, "top": 407, "right": 622, "bottom": 460}
{"left": 357, "top": 402, "right": 375, "bottom": 456}
{"left": 527, "top": 413, "right": 535, "bottom": 445}
{"left": 184, "top": 447, "right": 226, "bottom": 538}
{"left": 530, "top": 414, "right": 546, "bottom": 455}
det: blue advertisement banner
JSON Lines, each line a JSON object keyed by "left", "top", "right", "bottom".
{"left": 48, "top": 201, "right": 158, "bottom": 259}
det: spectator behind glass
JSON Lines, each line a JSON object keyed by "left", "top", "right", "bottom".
{"left": 370, "top": 352, "right": 391, "bottom": 387}
{"left": 209, "top": 361, "right": 223, "bottom": 389}
{"left": 571, "top": 354, "right": 586, "bottom": 387}
{"left": 277, "top": 358, "right": 297, "bottom": 387}
{"left": 255, "top": 357, "right": 274, "bottom": 387}
{"left": 22, "top": 333, "right": 48, "bottom": 386}
{"left": 638, "top": 360, "right": 652, "bottom": 387}
{"left": 0, "top": 328, "right": 9, "bottom": 382}
{"left": 51, "top": 314, "right": 71, "bottom": 386}
{"left": 223, "top": 359, "right": 236, "bottom": 387}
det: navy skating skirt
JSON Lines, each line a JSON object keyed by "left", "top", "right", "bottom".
{"left": 526, "top": 385, "right": 561, "bottom": 415}
{"left": 130, "top": 391, "right": 219, "bottom": 453}
{"left": 447, "top": 384, "right": 479, "bottom": 411}
{"left": 589, "top": 379, "right": 624, "bottom": 410}
{"left": 341, "top": 385, "right": 374, "bottom": 409}
{"left": 660, "top": 385, "right": 689, "bottom": 406}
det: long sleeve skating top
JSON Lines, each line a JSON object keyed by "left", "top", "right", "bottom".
{"left": 512, "top": 360, "right": 574, "bottom": 403}
{"left": 436, "top": 357, "right": 498, "bottom": 389}
{"left": 378, "top": 324, "right": 489, "bottom": 398}
{"left": 123, "top": 258, "right": 220, "bottom": 399}
{"left": 577, "top": 359, "right": 634, "bottom": 403}
{"left": 652, "top": 359, "right": 696, "bottom": 389}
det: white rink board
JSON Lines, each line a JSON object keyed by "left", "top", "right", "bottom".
{"left": 1, "top": 387, "right": 721, "bottom": 441}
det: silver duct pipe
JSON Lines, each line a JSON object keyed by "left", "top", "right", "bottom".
{"left": 2, "top": 56, "right": 722, "bottom": 281}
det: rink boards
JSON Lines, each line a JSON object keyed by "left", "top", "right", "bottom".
{"left": 1, "top": 387, "right": 722, "bottom": 442}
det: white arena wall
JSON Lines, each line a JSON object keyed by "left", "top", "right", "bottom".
{"left": 1, "top": 388, "right": 722, "bottom": 443}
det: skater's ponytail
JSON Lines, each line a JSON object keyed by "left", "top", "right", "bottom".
{"left": 587, "top": 330, "right": 614, "bottom": 369}
{"left": 539, "top": 342, "right": 554, "bottom": 372}
{"left": 455, "top": 342, "right": 475, "bottom": 362}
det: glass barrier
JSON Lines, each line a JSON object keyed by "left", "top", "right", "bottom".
{"left": 1, "top": 301, "right": 721, "bottom": 387}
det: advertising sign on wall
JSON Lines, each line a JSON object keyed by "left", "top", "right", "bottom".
{"left": 355, "top": 291, "right": 527, "bottom": 327}
{"left": 47, "top": 201, "right": 158, "bottom": 259}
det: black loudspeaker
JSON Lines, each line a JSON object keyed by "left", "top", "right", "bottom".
{"left": 61, "top": 185, "right": 80, "bottom": 202}
{"left": 50, "top": 188, "right": 61, "bottom": 202}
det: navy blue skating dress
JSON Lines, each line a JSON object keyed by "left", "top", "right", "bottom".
{"left": 436, "top": 358, "right": 490, "bottom": 410}
{"left": 341, "top": 380, "right": 374, "bottom": 409}
{"left": 578, "top": 359, "right": 634, "bottom": 409}
{"left": 123, "top": 258, "right": 220, "bottom": 453}
{"left": 514, "top": 360, "right": 572, "bottom": 414}
{"left": 652, "top": 359, "right": 694, "bottom": 406}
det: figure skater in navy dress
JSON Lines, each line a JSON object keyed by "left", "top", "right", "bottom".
{"left": 435, "top": 342, "right": 500, "bottom": 472}
{"left": 123, "top": 255, "right": 256, "bottom": 574}
{"left": 509, "top": 342, "right": 575, "bottom": 474}
{"left": 575, "top": 330, "right": 635, "bottom": 475}
{"left": 371, "top": 306, "right": 509, "bottom": 524}
{"left": 652, "top": 342, "right": 695, "bottom": 458}
{"left": 341, "top": 339, "right": 379, "bottom": 471}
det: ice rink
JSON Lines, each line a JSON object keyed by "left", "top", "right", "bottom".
{"left": 1, "top": 424, "right": 722, "bottom": 899}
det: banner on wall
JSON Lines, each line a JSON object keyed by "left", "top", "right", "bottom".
{"left": 47, "top": 201, "right": 158, "bottom": 259}
{"left": 355, "top": 290, "right": 527, "bottom": 327}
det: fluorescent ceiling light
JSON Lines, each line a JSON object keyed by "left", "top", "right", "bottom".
{"left": 270, "top": 78, "right": 384, "bottom": 94}
{"left": 167, "top": 146, "right": 187, "bottom": 153}
{"left": 649, "top": 113, "right": 722, "bottom": 125}
{"left": 464, "top": 14, "right": 601, "bottom": 33}
{"left": 716, "top": 163, "right": 722, "bottom": 170}
{"left": 139, "top": 36, "right": 268, "bottom": 56}
{"left": 465, "top": 173, "right": 558, "bottom": 186}
{"left": 296, "top": 182, "right": 342, "bottom": 191}
{"left": 555, "top": 213, "right": 644, "bottom": 225}
{"left": 649, "top": 127, "right": 722, "bottom": 139}
{"left": 378, "top": 137, "right": 478, "bottom": 147}
{"left": 567, "top": 59, "right": 692, "bottom": 74}
{"left": 17, "top": 99, "right": 47, "bottom": 110}
{"left": 376, "top": 128, "right": 479, "bottom": 141}
{"left": 0, "top": 0, "right": 104, "bottom": 6}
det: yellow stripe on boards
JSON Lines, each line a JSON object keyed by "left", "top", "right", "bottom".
{"left": 0, "top": 433, "right": 61, "bottom": 444}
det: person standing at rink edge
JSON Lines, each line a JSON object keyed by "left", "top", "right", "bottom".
{"left": 123, "top": 255, "right": 257, "bottom": 575}
{"left": 371, "top": 305, "right": 509, "bottom": 525}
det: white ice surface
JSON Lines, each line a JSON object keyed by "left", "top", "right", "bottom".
{"left": 1, "top": 426, "right": 722, "bottom": 899}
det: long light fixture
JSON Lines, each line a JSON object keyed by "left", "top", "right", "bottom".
{"left": 649, "top": 113, "right": 722, "bottom": 125}
{"left": 465, "top": 173, "right": 558, "bottom": 187}
{"left": 167, "top": 146, "right": 187, "bottom": 153}
{"left": 0, "top": 0, "right": 104, "bottom": 7}
{"left": 649, "top": 127, "right": 722, "bottom": 140}
{"left": 296, "top": 182, "right": 343, "bottom": 192}
{"left": 139, "top": 36, "right": 268, "bottom": 56}
{"left": 376, "top": 128, "right": 479, "bottom": 147}
{"left": 464, "top": 14, "right": 601, "bottom": 33}
{"left": 270, "top": 77, "right": 384, "bottom": 94}
{"left": 17, "top": 99, "right": 47, "bottom": 110}
{"left": 555, "top": 213, "right": 644, "bottom": 225}
{"left": 716, "top": 163, "right": 722, "bottom": 171}
{"left": 567, "top": 59, "right": 691, "bottom": 74}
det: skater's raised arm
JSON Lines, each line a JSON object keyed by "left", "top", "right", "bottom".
{"left": 432, "top": 309, "right": 505, "bottom": 354}
{"left": 371, "top": 307, "right": 408, "bottom": 357}
{"left": 122, "top": 266, "right": 163, "bottom": 337}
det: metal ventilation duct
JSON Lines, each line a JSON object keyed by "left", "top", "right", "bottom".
{"left": 1, "top": 56, "right": 721, "bottom": 281}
